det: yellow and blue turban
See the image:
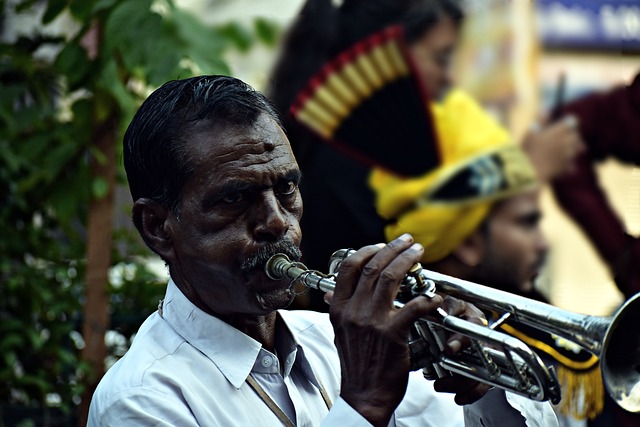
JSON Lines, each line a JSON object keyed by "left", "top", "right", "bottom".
{"left": 370, "top": 89, "right": 538, "bottom": 262}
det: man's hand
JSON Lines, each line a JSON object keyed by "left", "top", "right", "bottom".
{"left": 329, "top": 234, "right": 443, "bottom": 426}
{"left": 433, "top": 296, "right": 491, "bottom": 405}
{"left": 521, "top": 114, "right": 585, "bottom": 183}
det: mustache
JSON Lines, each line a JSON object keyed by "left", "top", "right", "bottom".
{"left": 240, "top": 241, "right": 302, "bottom": 274}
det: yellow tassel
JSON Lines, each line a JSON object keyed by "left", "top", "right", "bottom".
{"left": 556, "top": 364, "right": 604, "bottom": 420}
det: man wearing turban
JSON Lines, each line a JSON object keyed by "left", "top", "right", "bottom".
{"left": 370, "top": 89, "right": 602, "bottom": 423}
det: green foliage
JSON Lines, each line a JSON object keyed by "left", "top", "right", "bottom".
{"left": 0, "top": 0, "right": 282, "bottom": 419}
{"left": 253, "top": 17, "right": 280, "bottom": 47}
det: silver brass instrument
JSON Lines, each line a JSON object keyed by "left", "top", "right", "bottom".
{"left": 265, "top": 249, "right": 640, "bottom": 412}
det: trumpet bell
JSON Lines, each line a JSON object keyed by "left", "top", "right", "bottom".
{"left": 602, "top": 293, "right": 640, "bottom": 413}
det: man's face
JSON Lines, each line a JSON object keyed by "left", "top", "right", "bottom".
{"left": 409, "top": 17, "right": 459, "bottom": 100}
{"left": 163, "top": 113, "right": 303, "bottom": 318}
{"left": 470, "top": 191, "right": 548, "bottom": 296}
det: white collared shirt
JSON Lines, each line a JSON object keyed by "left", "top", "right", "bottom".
{"left": 88, "top": 279, "right": 556, "bottom": 426}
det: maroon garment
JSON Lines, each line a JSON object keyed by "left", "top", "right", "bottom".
{"left": 552, "top": 74, "right": 640, "bottom": 427}
{"left": 565, "top": 73, "right": 640, "bottom": 162}
{"left": 552, "top": 73, "right": 640, "bottom": 299}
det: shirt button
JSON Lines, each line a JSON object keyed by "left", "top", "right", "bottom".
{"left": 261, "top": 356, "right": 273, "bottom": 367}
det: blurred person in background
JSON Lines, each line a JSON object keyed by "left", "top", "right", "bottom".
{"left": 551, "top": 72, "right": 640, "bottom": 427}
{"left": 368, "top": 88, "right": 603, "bottom": 427}
{"left": 266, "top": 0, "right": 583, "bottom": 313}
{"left": 552, "top": 73, "right": 640, "bottom": 301}
{"left": 281, "top": 9, "right": 602, "bottom": 423}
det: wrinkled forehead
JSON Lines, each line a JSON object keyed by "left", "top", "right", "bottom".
{"left": 183, "top": 113, "right": 298, "bottom": 178}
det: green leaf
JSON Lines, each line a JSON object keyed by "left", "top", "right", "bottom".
{"left": 146, "top": 50, "right": 184, "bottom": 86}
{"left": 1, "top": 144, "right": 24, "bottom": 173}
{"left": 97, "top": 58, "right": 135, "bottom": 119}
{"left": 13, "top": 132, "right": 50, "bottom": 163}
{"left": 42, "top": 0, "right": 69, "bottom": 24}
{"left": 132, "top": 22, "right": 170, "bottom": 70}
{"left": 12, "top": 104, "right": 48, "bottom": 134}
{"left": 168, "top": 9, "right": 230, "bottom": 76}
{"left": 92, "top": 0, "right": 118, "bottom": 14}
{"left": 91, "top": 177, "right": 109, "bottom": 199}
{"left": 216, "top": 22, "right": 253, "bottom": 52}
{"left": 56, "top": 348, "right": 78, "bottom": 367}
{"left": 20, "top": 373, "right": 51, "bottom": 393}
{"left": 188, "top": 51, "right": 230, "bottom": 76}
{"left": 103, "top": 0, "right": 158, "bottom": 69}
{"left": 48, "top": 180, "right": 83, "bottom": 223}
{"left": 0, "top": 84, "right": 25, "bottom": 110}
{"left": 41, "top": 141, "right": 79, "bottom": 178}
{"left": 71, "top": 98, "right": 94, "bottom": 136}
{"left": 15, "top": 141, "right": 78, "bottom": 193}
{"left": 172, "top": 8, "right": 225, "bottom": 53}
{"left": 69, "top": 0, "right": 96, "bottom": 21}
{"left": 253, "top": 17, "right": 280, "bottom": 47}
{"left": 54, "top": 42, "right": 90, "bottom": 87}
{"left": 89, "top": 143, "right": 108, "bottom": 165}
{"left": 0, "top": 334, "right": 25, "bottom": 352}
{"left": 26, "top": 328, "right": 43, "bottom": 350}
{"left": 47, "top": 162, "right": 91, "bottom": 223}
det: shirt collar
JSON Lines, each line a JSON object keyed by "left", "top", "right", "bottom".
{"left": 160, "top": 278, "right": 318, "bottom": 389}
{"left": 161, "top": 279, "right": 261, "bottom": 389}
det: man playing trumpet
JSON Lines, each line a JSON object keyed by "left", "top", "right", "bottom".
{"left": 87, "top": 75, "right": 557, "bottom": 426}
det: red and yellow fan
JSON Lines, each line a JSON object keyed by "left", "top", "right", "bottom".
{"left": 290, "top": 25, "right": 439, "bottom": 177}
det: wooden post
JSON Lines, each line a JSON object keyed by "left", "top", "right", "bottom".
{"left": 77, "top": 116, "right": 117, "bottom": 426}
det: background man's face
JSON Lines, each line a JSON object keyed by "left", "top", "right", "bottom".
{"left": 471, "top": 191, "right": 548, "bottom": 296}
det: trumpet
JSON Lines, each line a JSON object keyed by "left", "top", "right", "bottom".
{"left": 265, "top": 249, "right": 640, "bottom": 412}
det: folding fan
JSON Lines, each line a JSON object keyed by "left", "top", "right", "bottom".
{"left": 289, "top": 25, "right": 440, "bottom": 177}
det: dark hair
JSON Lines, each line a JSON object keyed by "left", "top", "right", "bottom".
{"left": 266, "top": 0, "right": 464, "bottom": 162}
{"left": 123, "top": 75, "right": 281, "bottom": 212}
{"left": 337, "top": 0, "right": 464, "bottom": 50}
{"left": 401, "top": 0, "right": 465, "bottom": 44}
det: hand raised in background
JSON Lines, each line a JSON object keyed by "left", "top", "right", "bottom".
{"left": 521, "top": 114, "right": 585, "bottom": 184}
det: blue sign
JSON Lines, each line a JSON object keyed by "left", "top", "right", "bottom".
{"left": 537, "top": 0, "right": 640, "bottom": 50}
